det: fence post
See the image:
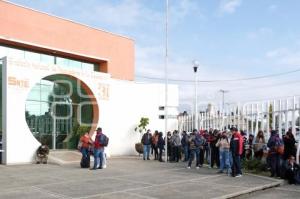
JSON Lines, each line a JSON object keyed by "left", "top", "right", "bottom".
{"left": 285, "top": 99, "right": 289, "bottom": 135}
{"left": 255, "top": 103, "right": 259, "bottom": 136}
{"left": 279, "top": 100, "right": 282, "bottom": 139}
{"left": 251, "top": 104, "right": 254, "bottom": 134}
{"left": 261, "top": 102, "right": 265, "bottom": 133}
{"left": 272, "top": 100, "right": 276, "bottom": 131}
{"left": 266, "top": 101, "right": 270, "bottom": 140}
{"left": 292, "top": 96, "right": 296, "bottom": 137}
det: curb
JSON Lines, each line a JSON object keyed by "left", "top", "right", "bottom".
{"left": 212, "top": 179, "right": 284, "bottom": 199}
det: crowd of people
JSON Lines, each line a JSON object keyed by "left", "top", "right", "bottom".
{"left": 141, "top": 127, "right": 300, "bottom": 184}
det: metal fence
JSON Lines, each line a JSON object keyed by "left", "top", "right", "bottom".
{"left": 179, "top": 96, "right": 300, "bottom": 136}
{"left": 178, "top": 95, "right": 300, "bottom": 163}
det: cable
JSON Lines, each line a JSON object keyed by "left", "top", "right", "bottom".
{"left": 230, "top": 79, "right": 300, "bottom": 92}
{"left": 136, "top": 68, "right": 300, "bottom": 83}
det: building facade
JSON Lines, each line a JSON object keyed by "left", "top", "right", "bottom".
{"left": 0, "top": 1, "right": 178, "bottom": 164}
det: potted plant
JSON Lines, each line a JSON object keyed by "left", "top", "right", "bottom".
{"left": 134, "top": 117, "right": 149, "bottom": 155}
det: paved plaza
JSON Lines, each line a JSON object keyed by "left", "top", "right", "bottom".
{"left": 0, "top": 156, "right": 298, "bottom": 199}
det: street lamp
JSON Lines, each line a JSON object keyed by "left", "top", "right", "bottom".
{"left": 193, "top": 60, "right": 199, "bottom": 130}
{"left": 219, "top": 89, "right": 229, "bottom": 112}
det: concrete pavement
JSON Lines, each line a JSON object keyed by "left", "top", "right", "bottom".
{"left": 0, "top": 156, "right": 288, "bottom": 199}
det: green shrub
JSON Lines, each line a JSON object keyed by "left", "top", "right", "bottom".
{"left": 243, "top": 158, "right": 268, "bottom": 173}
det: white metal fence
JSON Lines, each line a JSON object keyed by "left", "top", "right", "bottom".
{"left": 178, "top": 95, "right": 300, "bottom": 163}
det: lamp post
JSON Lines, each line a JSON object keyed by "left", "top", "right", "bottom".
{"left": 193, "top": 60, "right": 199, "bottom": 130}
{"left": 219, "top": 89, "right": 229, "bottom": 112}
{"left": 164, "top": 0, "right": 169, "bottom": 163}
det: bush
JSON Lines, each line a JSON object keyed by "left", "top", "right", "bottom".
{"left": 75, "top": 125, "right": 91, "bottom": 137}
{"left": 243, "top": 158, "right": 268, "bottom": 173}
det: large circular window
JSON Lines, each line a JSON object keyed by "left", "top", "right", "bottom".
{"left": 25, "top": 74, "right": 98, "bottom": 149}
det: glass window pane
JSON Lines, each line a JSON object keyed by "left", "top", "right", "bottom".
{"left": 69, "top": 59, "right": 82, "bottom": 69}
{"left": 41, "top": 54, "right": 54, "bottom": 65}
{"left": 25, "top": 51, "right": 40, "bottom": 62}
{"left": 0, "top": 46, "right": 8, "bottom": 59}
{"left": 7, "top": 47, "right": 24, "bottom": 59}
{"left": 56, "top": 57, "right": 69, "bottom": 67}
{"left": 82, "top": 62, "right": 94, "bottom": 71}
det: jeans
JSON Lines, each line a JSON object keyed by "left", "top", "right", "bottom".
{"left": 143, "top": 144, "right": 151, "bottom": 159}
{"left": 269, "top": 153, "right": 281, "bottom": 177}
{"left": 205, "top": 145, "right": 210, "bottom": 165}
{"left": 232, "top": 154, "right": 242, "bottom": 176}
{"left": 183, "top": 145, "right": 189, "bottom": 161}
{"left": 81, "top": 147, "right": 89, "bottom": 158}
{"left": 219, "top": 149, "right": 230, "bottom": 172}
{"left": 188, "top": 148, "right": 200, "bottom": 167}
{"left": 158, "top": 147, "right": 163, "bottom": 162}
{"left": 199, "top": 147, "right": 204, "bottom": 165}
{"left": 93, "top": 148, "right": 104, "bottom": 169}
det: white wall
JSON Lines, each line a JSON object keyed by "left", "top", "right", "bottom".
{"left": 2, "top": 57, "right": 178, "bottom": 164}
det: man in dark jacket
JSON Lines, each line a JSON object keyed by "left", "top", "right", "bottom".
{"left": 230, "top": 127, "right": 243, "bottom": 177}
{"left": 181, "top": 131, "right": 189, "bottom": 162}
{"left": 141, "top": 129, "right": 152, "bottom": 160}
{"left": 267, "top": 130, "right": 283, "bottom": 177}
{"left": 157, "top": 132, "right": 165, "bottom": 162}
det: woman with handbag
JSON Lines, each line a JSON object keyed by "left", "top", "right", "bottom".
{"left": 79, "top": 132, "right": 92, "bottom": 168}
{"left": 253, "top": 130, "right": 266, "bottom": 160}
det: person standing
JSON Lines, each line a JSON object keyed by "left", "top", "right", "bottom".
{"left": 210, "top": 130, "right": 220, "bottom": 168}
{"left": 157, "top": 132, "right": 165, "bottom": 162}
{"left": 267, "top": 130, "right": 283, "bottom": 177}
{"left": 91, "top": 127, "right": 107, "bottom": 170}
{"left": 283, "top": 129, "right": 296, "bottom": 161}
{"left": 172, "top": 130, "right": 181, "bottom": 162}
{"left": 181, "top": 131, "right": 189, "bottom": 162}
{"left": 216, "top": 131, "right": 230, "bottom": 174}
{"left": 79, "top": 132, "right": 92, "bottom": 168}
{"left": 230, "top": 127, "right": 243, "bottom": 177}
{"left": 141, "top": 129, "right": 152, "bottom": 160}
{"left": 253, "top": 130, "right": 266, "bottom": 160}
{"left": 187, "top": 129, "right": 200, "bottom": 169}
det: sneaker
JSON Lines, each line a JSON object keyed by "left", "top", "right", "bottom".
{"left": 102, "top": 165, "right": 107, "bottom": 169}
{"left": 196, "top": 166, "right": 200, "bottom": 169}
{"left": 187, "top": 166, "right": 191, "bottom": 169}
{"left": 235, "top": 174, "right": 242, "bottom": 178}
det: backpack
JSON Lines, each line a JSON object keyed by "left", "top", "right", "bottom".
{"left": 98, "top": 134, "right": 109, "bottom": 147}
{"left": 275, "top": 138, "right": 284, "bottom": 155}
{"left": 194, "top": 134, "right": 202, "bottom": 147}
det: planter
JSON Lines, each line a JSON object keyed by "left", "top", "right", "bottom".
{"left": 135, "top": 143, "right": 143, "bottom": 155}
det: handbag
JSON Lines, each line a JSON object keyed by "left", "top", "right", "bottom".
{"left": 275, "top": 145, "right": 284, "bottom": 155}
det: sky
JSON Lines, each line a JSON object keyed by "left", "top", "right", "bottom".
{"left": 8, "top": 0, "right": 300, "bottom": 112}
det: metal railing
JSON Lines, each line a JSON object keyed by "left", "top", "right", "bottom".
{"left": 178, "top": 95, "right": 300, "bottom": 163}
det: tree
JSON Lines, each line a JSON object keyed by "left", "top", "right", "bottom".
{"left": 269, "top": 104, "right": 273, "bottom": 129}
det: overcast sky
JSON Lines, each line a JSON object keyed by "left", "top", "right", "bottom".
{"left": 9, "top": 0, "right": 300, "bottom": 112}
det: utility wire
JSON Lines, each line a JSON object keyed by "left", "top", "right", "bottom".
{"left": 136, "top": 68, "right": 300, "bottom": 83}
